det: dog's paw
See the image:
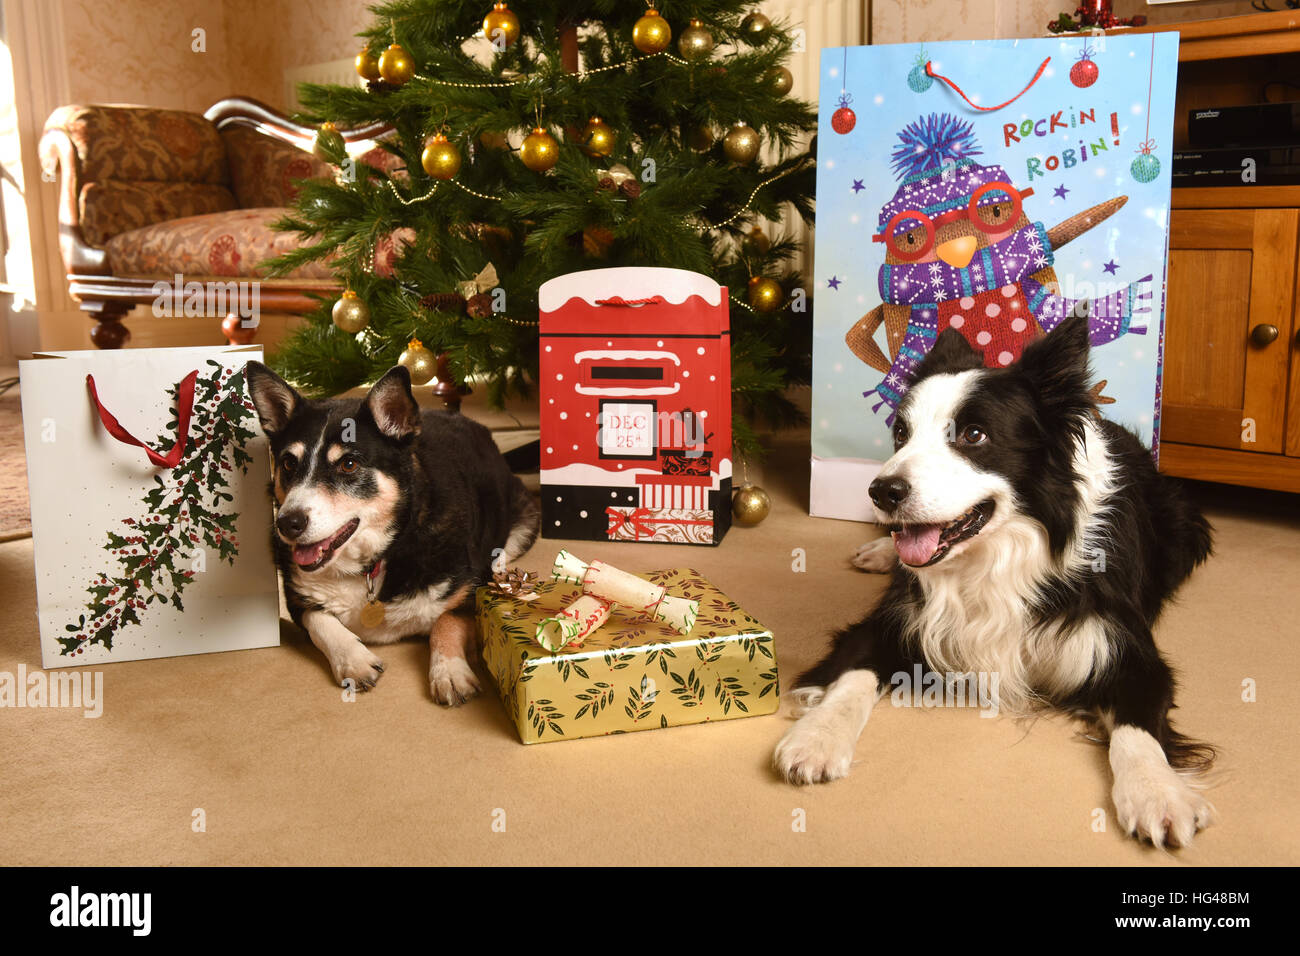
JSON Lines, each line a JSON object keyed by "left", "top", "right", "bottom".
{"left": 851, "top": 537, "right": 897, "bottom": 573}
{"left": 429, "top": 654, "right": 481, "bottom": 707}
{"left": 790, "top": 685, "right": 826, "bottom": 715}
{"left": 333, "top": 645, "right": 385, "bottom": 692}
{"left": 773, "top": 713, "right": 856, "bottom": 785}
{"left": 1112, "top": 768, "right": 1215, "bottom": 848}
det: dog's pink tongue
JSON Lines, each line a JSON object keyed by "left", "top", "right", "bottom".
{"left": 892, "top": 525, "right": 942, "bottom": 566}
{"left": 292, "top": 542, "right": 326, "bottom": 566}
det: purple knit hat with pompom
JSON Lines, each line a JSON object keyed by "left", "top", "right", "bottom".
{"left": 877, "top": 113, "right": 1017, "bottom": 236}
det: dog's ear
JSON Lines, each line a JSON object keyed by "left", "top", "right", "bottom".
{"left": 1019, "top": 313, "right": 1091, "bottom": 393}
{"left": 364, "top": 365, "right": 421, "bottom": 440}
{"left": 245, "top": 361, "right": 301, "bottom": 436}
{"left": 916, "top": 327, "right": 983, "bottom": 379}
{"left": 1017, "top": 314, "right": 1093, "bottom": 419}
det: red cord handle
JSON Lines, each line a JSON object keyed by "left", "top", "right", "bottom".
{"left": 593, "top": 295, "right": 666, "bottom": 306}
{"left": 925, "top": 56, "right": 1051, "bottom": 112}
{"left": 86, "top": 369, "right": 198, "bottom": 469}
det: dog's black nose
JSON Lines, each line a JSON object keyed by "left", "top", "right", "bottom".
{"left": 868, "top": 476, "right": 911, "bottom": 512}
{"left": 276, "top": 509, "right": 309, "bottom": 540}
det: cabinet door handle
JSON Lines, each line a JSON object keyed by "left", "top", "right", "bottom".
{"left": 1251, "top": 323, "right": 1279, "bottom": 347}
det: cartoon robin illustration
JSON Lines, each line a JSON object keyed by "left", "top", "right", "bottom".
{"left": 848, "top": 113, "right": 1150, "bottom": 421}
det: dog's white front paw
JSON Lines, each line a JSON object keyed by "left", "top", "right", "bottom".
{"left": 429, "top": 654, "right": 481, "bottom": 707}
{"left": 774, "top": 712, "right": 856, "bottom": 785}
{"left": 851, "top": 537, "right": 897, "bottom": 573}
{"left": 333, "top": 644, "right": 385, "bottom": 691}
{"left": 1113, "top": 768, "right": 1214, "bottom": 848}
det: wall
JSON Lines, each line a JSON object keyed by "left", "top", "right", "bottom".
{"left": 57, "top": 0, "right": 371, "bottom": 113}
{"left": 60, "top": 0, "right": 232, "bottom": 111}
{"left": 225, "top": 0, "right": 370, "bottom": 110}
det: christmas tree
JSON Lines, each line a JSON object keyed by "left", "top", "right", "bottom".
{"left": 266, "top": 0, "right": 816, "bottom": 456}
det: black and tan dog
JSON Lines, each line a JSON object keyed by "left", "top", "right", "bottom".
{"left": 246, "top": 362, "right": 538, "bottom": 704}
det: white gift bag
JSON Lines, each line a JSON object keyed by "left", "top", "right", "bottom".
{"left": 19, "top": 346, "right": 279, "bottom": 667}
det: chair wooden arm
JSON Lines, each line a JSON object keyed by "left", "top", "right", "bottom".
{"left": 203, "top": 96, "right": 392, "bottom": 153}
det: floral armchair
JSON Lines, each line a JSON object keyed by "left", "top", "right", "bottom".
{"left": 38, "top": 97, "right": 386, "bottom": 348}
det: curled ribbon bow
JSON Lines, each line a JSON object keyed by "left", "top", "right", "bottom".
{"left": 606, "top": 506, "right": 657, "bottom": 539}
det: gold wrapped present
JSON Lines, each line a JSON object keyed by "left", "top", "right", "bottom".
{"left": 479, "top": 568, "right": 778, "bottom": 744}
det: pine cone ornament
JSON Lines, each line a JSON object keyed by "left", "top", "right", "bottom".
{"left": 466, "top": 293, "right": 493, "bottom": 318}
{"left": 420, "top": 292, "right": 468, "bottom": 313}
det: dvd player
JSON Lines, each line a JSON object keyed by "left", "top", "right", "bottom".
{"left": 1173, "top": 145, "right": 1300, "bottom": 186}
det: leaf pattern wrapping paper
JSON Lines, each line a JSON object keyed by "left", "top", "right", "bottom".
{"left": 479, "top": 569, "right": 779, "bottom": 744}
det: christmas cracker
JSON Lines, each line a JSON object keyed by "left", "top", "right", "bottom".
{"left": 535, "top": 550, "right": 700, "bottom": 651}
{"left": 535, "top": 594, "right": 612, "bottom": 652}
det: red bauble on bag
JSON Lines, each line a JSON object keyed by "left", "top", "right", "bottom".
{"left": 1071, "top": 48, "right": 1099, "bottom": 88}
{"left": 831, "top": 93, "right": 857, "bottom": 135}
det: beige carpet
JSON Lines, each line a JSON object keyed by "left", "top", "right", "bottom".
{"left": 1, "top": 430, "right": 1297, "bottom": 866}
{"left": 0, "top": 383, "right": 31, "bottom": 542}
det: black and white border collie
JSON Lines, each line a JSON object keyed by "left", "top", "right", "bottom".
{"left": 245, "top": 362, "right": 538, "bottom": 704}
{"left": 776, "top": 316, "right": 1217, "bottom": 847}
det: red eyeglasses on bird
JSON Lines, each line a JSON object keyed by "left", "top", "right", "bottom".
{"left": 873, "top": 182, "right": 1034, "bottom": 265}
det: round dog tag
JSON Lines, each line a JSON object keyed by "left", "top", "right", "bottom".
{"left": 360, "top": 600, "right": 386, "bottom": 629}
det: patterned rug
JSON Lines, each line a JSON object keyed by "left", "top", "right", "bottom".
{"left": 0, "top": 382, "right": 32, "bottom": 541}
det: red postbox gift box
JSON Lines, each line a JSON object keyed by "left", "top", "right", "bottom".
{"left": 538, "top": 268, "right": 732, "bottom": 546}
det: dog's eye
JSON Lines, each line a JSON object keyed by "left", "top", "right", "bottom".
{"left": 959, "top": 425, "right": 988, "bottom": 445}
{"left": 338, "top": 454, "right": 360, "bottom": 474}
{"left": 892, "top": 422, "right": 909, "bottom": 447}
{"left": 280, "top": 453, "right": 297, "bottom": 473}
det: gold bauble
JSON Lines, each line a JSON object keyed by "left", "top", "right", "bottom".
{"left": 483, "top": 2, "right": 521, "bottom": 48}
{"left": 421, "top": 133, "right": 461, "bottom": 180}
{"left": 632, "top": 9, "right": 672, "bottom": 54}
{"left": 678, "top": 19, "right": 714, "bottom": 61}
{"left": 355, "top": 47, "right": 381, "bottom": 82}
{"left": 686, "top": 124, "right": 715, "bottom": 152}
{"left": 740, "top": 12, "right": 773, "bottom": 45}
{"left": 767, "top": 65, "right": 793, "bottom": 96}
{"left": 581, "top": 116, "right": 616, "bottom": 157}
{"left": 747, "top": 276, "right": 783, "bottom": 312}
{"left": 332, "top": 290, "right": 370, "bottom": 333}
{"left": 520, "top": 126, "right": 559, "bottom": 172}
{"left": 732, "top": 484, "right": 771, "bottom": 526}
{"left": 723, "top": 123, "right": 760, "bottom": 164}
{"left": 378, "top": 43, "right": 414, "bottom": 86}
{"left": 398, "top": 338, "right": 437, "bottom": 386}
{"left": 312, "top": 122, "right": 342, "bottom": 161}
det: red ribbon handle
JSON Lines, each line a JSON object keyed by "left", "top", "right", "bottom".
{"left": 594, "top": 295, "right": 666, "bottom": 307}
{"left": 86, "top": 369, "right": 199, "bottom": 469}
{"left": 925, "top": 56, "right": 1051, "bottom": 112}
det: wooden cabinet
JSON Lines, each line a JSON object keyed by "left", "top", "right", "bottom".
{"left": 1120, "top": 12, "right": 1300, "bottom": 492}
{"left": 1163, "top": 208, "right": 1296, "bottom": 455}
